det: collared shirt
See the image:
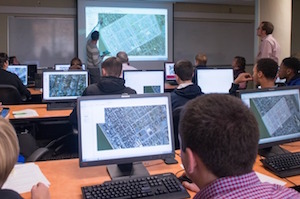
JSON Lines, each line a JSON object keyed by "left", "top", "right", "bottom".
{"left": 257, "top": 34, "right": 280, "bottom": 64}
{"left": 194, "top": 171, "right": 299, "bottom": 199}
{"left": 177, "top": 82, "right": 193, "bottom": 89}
{"left": 120, "top": 63, "right": 137, "bottom": 78}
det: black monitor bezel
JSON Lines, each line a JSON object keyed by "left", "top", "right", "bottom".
{"left": 122, "top": 70, "right": 165, "bottom": 94}
{"left": 238, "top": 86, "right": 300, "bottom": 149}
{"left": 78, "top": 93, "right": 175, "bottom": 168}
{"left": 42, "top": 70, "right": 88, "bottom": 103}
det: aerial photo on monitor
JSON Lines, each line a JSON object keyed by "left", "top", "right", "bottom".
{"left": 144, "top": 86, "right": 161, "bottom": 93}
{"left": 97, "top": 14, "right": 166, "bottom": 57}
{"left": 249, "top": 94, "right": 300, "bottom": 139}
{"left": 8, "top": 68, "right": 27, "bottom": 85}
{"left": 49, "top": 74, "right": 86, "bottom": 97}
{"left": 96, "top": 105, "right": 169, "bottom": 150}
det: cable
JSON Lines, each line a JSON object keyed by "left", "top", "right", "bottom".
{"left": 284, "top": 177, "right": 297, "bottom": 187}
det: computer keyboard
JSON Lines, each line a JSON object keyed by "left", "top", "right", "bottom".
{"left": 81, "top": 172, "right": 190, "bottom": 199}
{"left": 261, "top": 152, "right": 300, "bottom": 178}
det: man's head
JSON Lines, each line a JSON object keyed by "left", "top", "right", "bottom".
{"left": 101, "top": 57, "right": 122, "bottom": 77}
{"left": 91, "top": 31, "right": 99, "bottom": 41}
{"left": 252, "top": 58, "right": 278, "bottom": 87}
{"left": 174, "top": 60, "right": 194, "bottom": 82}
{"left": 232, "top": 56, "right": 246, "bottom": 71}
{"left": 116, "top": 51, "right": 129, "bottom": 64}
{"left": 0, "top": 53, "right": 9, "bottom": 70}
{"left": 278, "top": 57, "right": 300, "bottom": 81}
{"left": 8, "top": 56, "right": 20, "bottom": 65}
{"left": 195, "top": 52, "right": 207, "bottom": 66}
{"left": 0, "top": 117, "right": 19, "bottom": 187}
{"left": 179, "top": 94, "right": 258, "bottom": 181}
{"left": 257, "top": 21, "right": 274, "bottom": 37}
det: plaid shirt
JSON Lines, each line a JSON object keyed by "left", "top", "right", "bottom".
{"left": 194, "top": 171, "right": 299, "bottom": 199}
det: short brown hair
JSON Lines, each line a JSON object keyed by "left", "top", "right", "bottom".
{"left": 195, "top": 52, "right": 207, "bottom": 65}
{"left": 102, "top": 57, "right": 122, "bottom": 77}
{"left": 174, "top": 60, "right": 194, "bottom": 81}
{"left": 0, "top": 53, "right": 8, "bottom": 69}
{"left": 179, "top": 94, "right": 259, "bottom": 177}
{"left": 0, "top": 118, "right": 19, "bottom": 187}
{"left": 261, "top": 21, "right": 274, "bottom": 35}
{"left": 257, "top": 58, "right": 278, "bottom": 80}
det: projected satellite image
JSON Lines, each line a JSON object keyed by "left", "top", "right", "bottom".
{"left": 7, "top": 68, "right": 27, "bottom": 85}
{"left": 96, "top": 105, "right": 169, "bottom": 150}
{"left": 144, "top": 86, "right": 161, "bottom": 93}
{"left": 49, "top": 74, "right": 86, "bottom": 97}
{"left": 97, "top": 14, "right": 166, "bottom": 57}
{"left": 249, "top": 94, "right": 300, "bottom": 139}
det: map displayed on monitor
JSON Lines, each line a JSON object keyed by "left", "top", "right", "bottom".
{"left": 7, "top": 65, "right": 27, "bottom": 86}
{"left": 86, "top": 7, "right": 167, "bottom": 61}
{"left": 249, "top": 94, "right": 300, "bottom": 139}
{"left": 49, "top": 74, "right": 86, "bottom": 97}
{"left": 97, "top": 105, "right": 169, "bottom": 150}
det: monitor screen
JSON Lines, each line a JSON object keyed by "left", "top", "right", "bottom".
{"left": 164, "top": 62, "right": 175, "bottom": 81}
{"left": 55, "top": 64, "right": 86, "bottom": 70}
{"left": 123, "top": 70, "right": 164, "bottom": 94}
{"left": 43, "top": 70, "right": 88, "bottom": 101}
{"left": 239, "top": 86, "right": 300, "bottom": 156}
{"left": 78, "top": 93, "right": 175, "bottom": 179}
{"left": 196, "top": 68, "right": 233, "bottom": 93}
{"left": 7, "top": 65, "right": 28, "bottom": 86}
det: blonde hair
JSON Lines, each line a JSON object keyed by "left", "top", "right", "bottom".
{"left": 0, "top": 117, "right": 19, "bottom": 188}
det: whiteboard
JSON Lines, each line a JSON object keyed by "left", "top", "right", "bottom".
{"left": 8, "top": 17, "right": 76, "bottom": 68}
{"left": 174, "top": 20, "right": 255, "bottom": 65}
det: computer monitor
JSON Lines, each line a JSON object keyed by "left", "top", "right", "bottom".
{"left": 164, "top": 62, "right": 175, "bottom": 81}
{"left": 78, "top": 93, "right": 175, "bottom": 179}
{"left": 55, "top": 64, "right": 86, "bottom": 70}
{"left": 43, "top": 70, "right": 88, "bottom": 104}
{"left": 27, "top": 64, "right": 37, "bottom": 85}
{"left": 196, "top": 67, "right": 233, "bottom": 93}
{"left": 7, "top": 65, "right": 28, "bottom": 86}
{"left": 239, "top": 86, "right": 300, "bottom": 157}
{"left": 123, "top": 70, "right": 164, "bottom": 94}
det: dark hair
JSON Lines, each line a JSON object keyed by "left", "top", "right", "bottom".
{"left": 174, "top": 60, "right": 194, "bottom": 81}
{"left": 179, "top": 94, "right": 259, "bottom": 177}
{"left": 91, "top": 31, "right": 99, "bottom": 41}
{"left": 261, "top": 21, "right": 274, "bottom": 35}
{"left": 116, "top": 51, "right": 129, "bottom": 64}
{"left": 256, "top": 58, "right": 278, "bottom": 80}
{"left": 0, "top": 53, "right": 8, "bottom": 69}
{"left": 8, "top": 56, "right": 16, "bottom": 65}
{"left": 70, "top": 57, "right": 83, "bottom": 70}
{"left": 282, "top": 57, "right": 300, "bottom": 74}
{"left": 234, "top": 56, "right": 246, "bottom": 71}
{"left": 102, "top": 57, "right": 122, "bottom": 77}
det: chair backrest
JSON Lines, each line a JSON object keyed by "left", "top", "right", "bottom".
{"left": 88, "top": 67, "right": 101, "bottom": 84}
{"left": 172, "top": 106, "right": 183, "bottom": 150}
{"left": 0, "top": 84, "right": 22, "bottom": 105}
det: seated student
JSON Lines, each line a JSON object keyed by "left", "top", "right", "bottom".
{"left": 116, "top": 51, "right": 137, "bottom": 78}
{"left": 192, "top": 52, "right": 207, "bottom": 83}
{"left": 179, "top": 94, "right": 300, "bottom": 198}
{"left": 232, "top": 56, "right": 247, "bottom": 89}
{"left": 70, "top": 57, "right": 136, "bottom": 129}
{"left": 0, "top": 52, "right": 31, "bottom": 101}
{"left": 8, "top": 56, "right": 20, "bottom": 65}
{"left": 171, "top": 60, "right": 203, "bottom": 110}
{"left": 278, "top": 57, "right": 300, "bottom": 86}
{"left": 0, "top": 117, "right": 50, "bottom": 199}
{"left": 69, "top": 57, "right": 83, "bottom": 70}
{"left": 229, "top": 58, "right": 278, "bottom": 96}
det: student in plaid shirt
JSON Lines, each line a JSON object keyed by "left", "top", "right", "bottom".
{"left": 179, "top": 94, "right": 300, "bottom": 199}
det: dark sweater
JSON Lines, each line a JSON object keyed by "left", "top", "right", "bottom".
{"left": 0, "top": 189, "right": 23, "bottom": 199}
{"left": 171, "top": 84, "right": 203, "bottom": 110}
{"left": 70, "top": 76, "right": 136, "bottom": 128}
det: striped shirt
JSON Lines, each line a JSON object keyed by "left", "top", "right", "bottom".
{"left": 86, "top": 39, "right": 102, "bottom": 69}
{"left": 194, "top": 172, "right": 299, "bottom": 199}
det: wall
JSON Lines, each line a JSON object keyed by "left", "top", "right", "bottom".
{"left": 292, "top": 0, "right": 300, "bottom": 55}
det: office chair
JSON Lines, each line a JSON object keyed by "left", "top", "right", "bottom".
{"left": 172, "top": 106, "right": 183, "bottom": 150}
{"left": 88, "top": 67, "right": 101, "bottom": 84}
{"left": 0, "top": 84, "right": 22, "bottom": 105}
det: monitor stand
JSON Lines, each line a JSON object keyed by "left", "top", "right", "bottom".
{"left": 47, "top": 102, "right": 76, "bottom": 110}
{"left": 258, "top": 145, "right": 291, "bottom": 158}
{"left": 107, "top": 162, "right": 149, "bottom": 180}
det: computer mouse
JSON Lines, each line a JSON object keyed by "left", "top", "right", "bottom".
{"left": 177, "top": 175, "right": 193, "bottom": 183}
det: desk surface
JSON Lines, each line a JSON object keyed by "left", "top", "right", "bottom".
{"left": 6, "top": 104, "right": 72, "bottom": 120}
{"left": 20, "top": 143, "right": 300, "bottom": 199}
{"left": 28, "top": 88, "right": 42, "bottom": 96}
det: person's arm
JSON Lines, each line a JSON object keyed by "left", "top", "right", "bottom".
{"left": 229, "top": 73, "right": 252, "bottom": 96}
{"left": 31, "top": 182, "right": 50, "bottom": 199}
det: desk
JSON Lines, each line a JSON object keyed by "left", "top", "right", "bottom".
{"left": 28, "top": 88, "right": 42, "bottom": 96}
{"left": 20, "top": 143, "right": 300, "bottom": 199}
{"left": 7, "top": 104, "right": 72, "bottom": 120}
